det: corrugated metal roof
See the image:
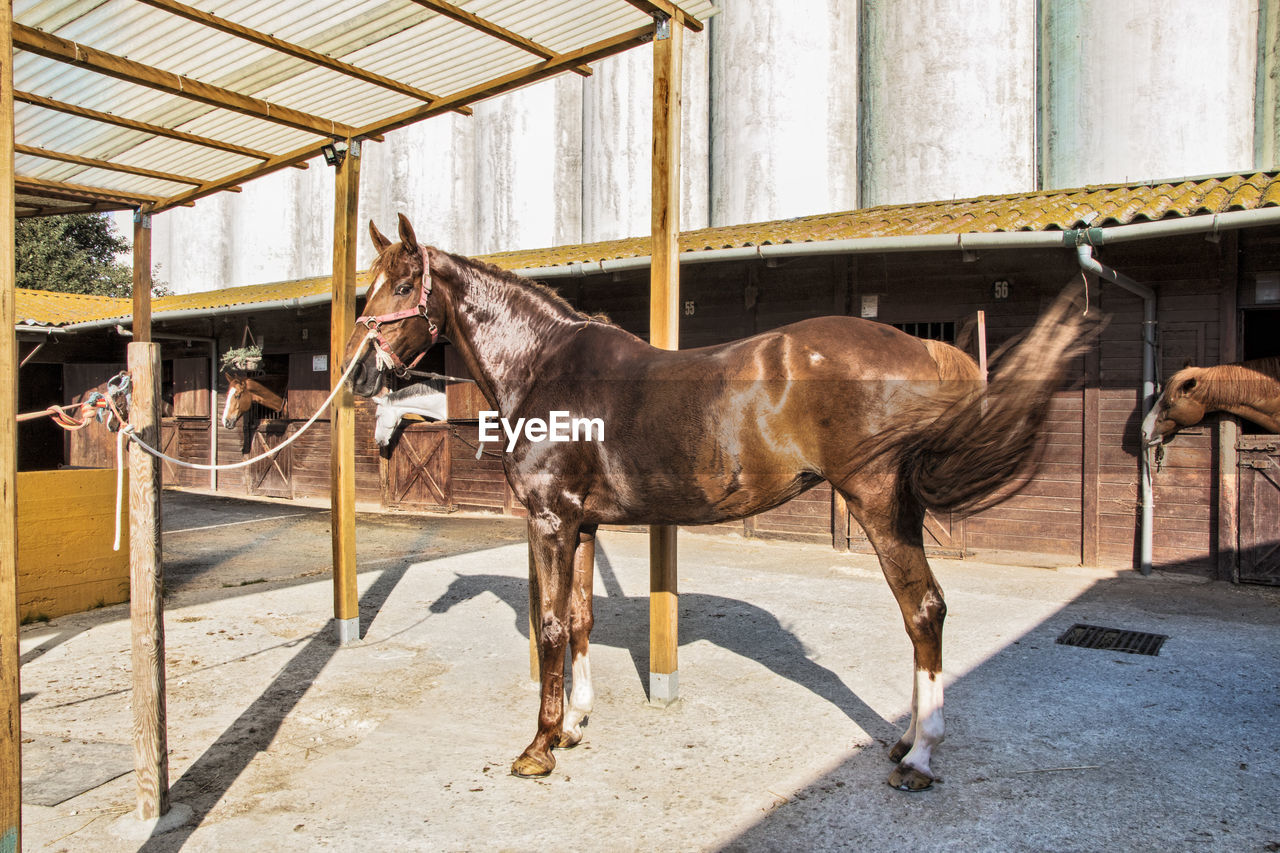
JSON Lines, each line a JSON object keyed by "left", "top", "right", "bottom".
{"left": 12, "top": 0, "right": 718, "bottom": 216}
{"left": 20, "top": 171, "right": 1280, "bottom": 327}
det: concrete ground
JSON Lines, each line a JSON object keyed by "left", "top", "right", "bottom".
{"left": 17, "top": 490, "right": 1280, "bottom": 852}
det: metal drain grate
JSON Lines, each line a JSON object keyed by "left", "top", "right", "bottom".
{"left": 1056, "top": 623, "right": 1167, "bottom": 656}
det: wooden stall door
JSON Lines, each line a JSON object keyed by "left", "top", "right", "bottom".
{"left": 248, "top": 422, "right": 292, "bottom": 498}
{"left": 1238, "top": 436, "right": 1280, "bottom": 584}
{"left": 844, "top": 508, "right": 964, "bottom": 558}
{"left": 383, "top": 425, "right": 453, "bottom": 511}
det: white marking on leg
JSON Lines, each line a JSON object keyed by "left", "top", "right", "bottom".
{"left": 899, "top": 665, "right": 920, "bottom": 752}
{"left": 902, "top": 668, "right": 944, "bottom": 776}
{"left": 563, "top": 650, "right": 594, "bottom": 738}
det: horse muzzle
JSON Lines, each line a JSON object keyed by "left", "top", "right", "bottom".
{"left": 346, "top": 352, "right": 384, "bottom": 398}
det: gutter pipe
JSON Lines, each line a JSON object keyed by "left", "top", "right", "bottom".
{"left": 116, "top": 326, "right": 219, "bottom": 491}
{"left": 1074, "top": 245, "right": 1157, "bottom": 576}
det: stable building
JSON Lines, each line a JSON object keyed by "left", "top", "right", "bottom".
{"left": 21, "top": 171, "right": 1280, "bottom": 584}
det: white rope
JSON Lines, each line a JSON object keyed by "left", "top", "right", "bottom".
{"left": 112, "top": 332, "right": 376, "bottom": 550}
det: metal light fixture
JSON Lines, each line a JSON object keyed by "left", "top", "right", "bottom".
{"left": 321, "top": 141, "right": 348, "bottom": 167}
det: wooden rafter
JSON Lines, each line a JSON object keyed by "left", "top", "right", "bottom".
{"left": 624, "top": 0, "right": 703, "bottom": 31}
{"left": 155, "top": 24, "right": 659, "bottom": 212}
{"left": 15, "top": 143, "right": 236, "bottom": 189}
{"left": 407, "top": 0, "right": 594, "bottom": 77}
{"left": 14, "top": 90, "right": 307, "bottom": 169}
{"left": 136, "top": 0, "right": 473, "bottom": 116}
{"left": 15, "top": 174, "right": 168, "bottom": 206}
{"left": 13, "top": 24, "right": 356, "bottom": 138}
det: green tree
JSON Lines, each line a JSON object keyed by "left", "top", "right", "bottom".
{"left": 14, "top": 213, "right": 167, "bottom": 297}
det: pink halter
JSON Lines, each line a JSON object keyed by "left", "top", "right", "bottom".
{"left": 355, "top": 246, "right": 440, "bottom": 376}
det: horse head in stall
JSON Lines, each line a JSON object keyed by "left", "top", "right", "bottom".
{"left": 342, "top": 213, "right": 1093, "bottom": 793}
{"left": 221, "top": 371, "right": 287, "bottom": 430}
{"left": 1141, "top": 357, "right": 1280, "bottom": 448}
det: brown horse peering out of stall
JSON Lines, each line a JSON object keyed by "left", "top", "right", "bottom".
{"left": 221, "top": 372, "right": 287, "bottom": 429}
{"left": 343, "top": 214, "right": 1091, "bottom": 791}
{"left": 1141, "top": 357, "right": 1280, "bottom": 446}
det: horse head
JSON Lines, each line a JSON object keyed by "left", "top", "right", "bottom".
{"left": 343, "top": 214, "right": 445, "bottom": 397}
{"left": 221, "top": 372, "right": 252, "bottom": 429}
{"left": 1141, "top": 366, "right": 1206, "bottom": 447}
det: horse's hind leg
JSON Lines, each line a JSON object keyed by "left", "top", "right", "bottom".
{"left": 512, "top": 507, "right": 580, "bottom": 778}
{"left": 840, "top": 483, "right": 947, "bottom": 791}
{"left": 558, "top": 524, "right": 597, "bottom": 749}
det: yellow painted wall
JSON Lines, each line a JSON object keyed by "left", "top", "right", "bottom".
{"left": 18, "top": 468, "right": 129, "bottom": 622}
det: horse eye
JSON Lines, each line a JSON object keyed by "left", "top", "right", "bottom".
{"left": 394, "top": 283, "right": 412, "bottom": 296}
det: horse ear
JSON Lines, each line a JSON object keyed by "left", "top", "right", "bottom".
{"left": 397, "top": 213, "right": 419, "bottom": 252}
{"left": 369, "top": 220, "right": 391, "bottom": 254}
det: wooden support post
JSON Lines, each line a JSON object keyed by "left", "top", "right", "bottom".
{"left": 330, "top": 140, "right": 362, "bottom": 644}
{"left": 128, "top": 342, "right": 169, "bottom": 819}
{"left": 1217, "top": 418, "right": 1239, "bottom": 582}
{"left": 132, "top": 211, "right": 152, "bottom": 342}
{"left": 648, "top": 12, "right": 682, "bottom": 706}
{"left": 1, "top": 4, "right": 22, "bottom": 846}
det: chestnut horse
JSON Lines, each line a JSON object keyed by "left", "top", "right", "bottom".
{"left": 1142, "top": 357, "right": 1280, "bottom": 446}
{"left": 343, "top": 215, "right": 1089, "bottom": 791}
{"left": 221, "top": 372, "right": 287, "bottom": 429}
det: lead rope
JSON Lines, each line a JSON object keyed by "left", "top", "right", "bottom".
{"left": 111, "top": 332, "right": 377, "bottom": 550}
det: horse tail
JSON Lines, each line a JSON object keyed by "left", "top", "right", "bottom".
{"left": 921, "top": 338, "right": 983, "bottom": 383}
{"left": 879, "top": 283, "right": 1093, "bottom": 517}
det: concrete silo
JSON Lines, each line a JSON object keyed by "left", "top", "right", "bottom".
{"left": 858, "top": 0, "right": 1037, "bottom": 207}
{"left": 472, "top": 75, "right": 583, "bottom": 254}
{"left": 1041, "top": 0, "right": 1259, "bottom": 188}
{"left": 709, "top": 0, "right": 859, "bottom": 226}
{"left": 581, "top": 30, "right": 710, "bottom": 243}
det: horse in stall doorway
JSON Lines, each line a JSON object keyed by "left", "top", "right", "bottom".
{"left": 1142, "top": 357, "right": 1280, "bottom": 447}
{"left": 343, "top": 214, "right": 1090, "bottom": 791}
{"left": 221, "top": 372, "right": 287, "bottom": 430}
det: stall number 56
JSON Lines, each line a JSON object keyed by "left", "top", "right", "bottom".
{"left": 992, "top": 280, "right": 1010, "bottom": 301}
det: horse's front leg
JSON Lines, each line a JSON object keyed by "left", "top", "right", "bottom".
{"left": 558, "top": 525, "right": 597, "bottom": 749}
{"left": 511, "top": 508, "right": 580, "bottom": 778}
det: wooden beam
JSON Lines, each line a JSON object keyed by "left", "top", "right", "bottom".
{"left": 136, "top": 0, "right": 472, "bottom": 115}
{"left": 16, "top": 174, "right": 169, "bottom": 206}
{"left": 330, "top": 140, "right": 361, "bottom": 644}
{"left": 12, "top": 90, "right": 305, "bottom": 167}
{"left": 407, "top": 0, "right": 594, "bottom": 77}
{"left": 1, "top": 3, "right": 22, "bottom": 846}
{"left": 127, "top": 342, "right": 170, "bottom": 820}
{"left": 156, "top": 26, "right": 656, "bottom": 212}
{"left": 1082, "top": 343, "right": 1100, "bottom": 566}
{"left": 1217, "top": 418, "right": 1239, "bottom": 581}
{"left": 13, "top": 24, "right": 356, "bottom": 138}
{"left": 133, "top": 212, "right": 153, "bottom": 342}
{"left": 648, "top": 14, "right": 681, "bottom": 707}
{"left": 15, "top": 143, "right": 221, "bottom": 188}
{"left": 624, "top": 0, "right": 704, "bottom": 32}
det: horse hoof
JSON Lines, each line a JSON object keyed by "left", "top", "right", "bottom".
{"left": 511, "top": 752, "right": 554, "bottom": 779}
{"left": 553, "top": 729, "right": 583, "bottom": 750}
{"left": 888, "top": 763, "right": 935, "bottom": 792}
{"left": 888, "top": 739, "right": 911, "bottom": 764}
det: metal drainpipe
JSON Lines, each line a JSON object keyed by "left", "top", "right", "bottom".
{"left": 1074, "top": 241, "right": 1157, "bottom": 575}
{"left": 117, "top": 326, "right": 219, "bottom": 491}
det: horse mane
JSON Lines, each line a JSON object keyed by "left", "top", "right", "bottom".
{"left": 382, "top": 381, "right": 444, "bottom": 402}
{"left": 1178, "top": 357, "right": 1280, "bottom": 407}
{"left": 444, "top": 250, "right": 613, "bottom": 326}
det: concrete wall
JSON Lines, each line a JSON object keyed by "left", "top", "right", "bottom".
{"left": 131, "top": 1, "right": 1268, "bottom": 294}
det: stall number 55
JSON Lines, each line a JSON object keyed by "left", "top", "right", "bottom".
{"left": 992, "top": 280, "right": 1010, "bottom": 301}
